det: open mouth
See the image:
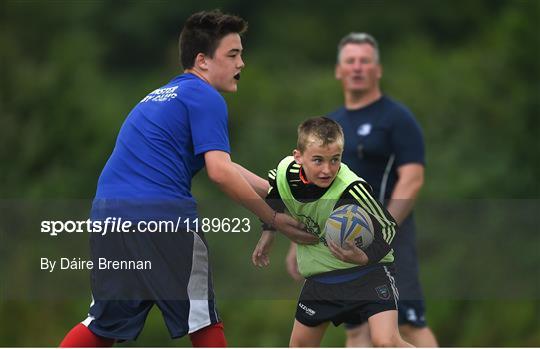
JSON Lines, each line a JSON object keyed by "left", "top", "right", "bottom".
{"left": 234, "top": 73, "right": 241, "bottom": 81}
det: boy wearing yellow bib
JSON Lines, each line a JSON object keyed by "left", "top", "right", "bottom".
{"left": 252, "top": 117, "right": 412, "bottom": 347}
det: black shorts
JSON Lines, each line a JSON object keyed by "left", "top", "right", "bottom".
{"left": 84, "top": 228, "right": 220, "bottom": 340}
{"left": 295, "top": 265, "right": 398, "bottom": 327}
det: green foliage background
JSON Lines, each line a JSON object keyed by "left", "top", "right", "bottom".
{"left": 1, "top": 0, "right": 539, "bottom": 346}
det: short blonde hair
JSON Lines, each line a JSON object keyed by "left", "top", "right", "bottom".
{"left": 297, "top": 117, "right": 344, "bottom": 152}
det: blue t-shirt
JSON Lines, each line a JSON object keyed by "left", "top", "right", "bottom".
{"left": 92, "top": 73, "right": 230, "bottom": 220}
{"left": 330, "top": 96, "right": 424, "bottom": 203}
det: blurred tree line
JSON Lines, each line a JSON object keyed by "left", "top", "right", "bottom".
{"left": 1, "top": 0, "right": 539, "bottom": 346}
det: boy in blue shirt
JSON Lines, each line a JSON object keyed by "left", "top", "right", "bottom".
{"left": 60, "top": 10, "right": 316, "bottom": 347}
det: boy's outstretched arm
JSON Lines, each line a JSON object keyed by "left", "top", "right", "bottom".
{"left": 233, "top": 163, "right": 270, "bottom": 198}
{"left": 205, "top": 150, "right": 317, "bottom": 244}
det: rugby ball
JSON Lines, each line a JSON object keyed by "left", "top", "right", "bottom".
{"left": 324, "top": 204, "right": 374, "bottom": 249}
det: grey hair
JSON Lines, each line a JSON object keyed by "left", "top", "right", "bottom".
{"left": 337, "top": 32, "right": 380, "bottom": 63}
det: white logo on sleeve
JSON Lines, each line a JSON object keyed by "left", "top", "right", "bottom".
{"left": 140, "top": 85, "right": 179, "bottom": 103}
{"left": 357, "top": 123, "right": 372, "bottom": 136}
{"left": 406, "top": 308, "right": 418, "bottom": 322}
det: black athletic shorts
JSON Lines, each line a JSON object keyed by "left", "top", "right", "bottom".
{"left": 295, "top": 264, "right": 398, "bottom": 327}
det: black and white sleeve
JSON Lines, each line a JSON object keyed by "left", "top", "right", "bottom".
{"left": 260, "top": 168, "right": 286, "bottom": 231}
{"left": 335, "top": 181, "right": 397, "bottom": 264}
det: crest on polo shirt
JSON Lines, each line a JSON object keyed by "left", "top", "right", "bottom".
{"left": 357, "top": 123, "right": 372, "bottom": 136}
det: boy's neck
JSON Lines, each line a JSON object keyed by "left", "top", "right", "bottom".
{"left": 299, "top": 167, "right": 311, "bottom": 184}
{"left": 290, "top": 166, "right": 329, "bottom": 204}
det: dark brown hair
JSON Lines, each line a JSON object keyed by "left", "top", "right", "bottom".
{"left": 179, "top": 10, "right": 248, "bottom": 69}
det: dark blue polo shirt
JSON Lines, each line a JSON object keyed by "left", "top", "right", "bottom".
{"left": 330, "top": 96, "right": 424, "bottom": 202}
